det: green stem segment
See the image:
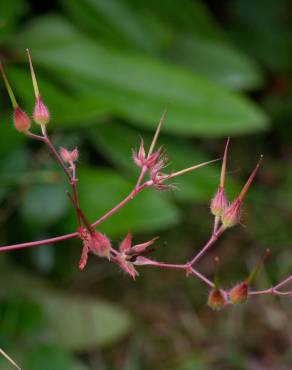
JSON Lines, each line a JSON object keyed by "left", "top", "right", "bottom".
{"left": 0, "top": 63, "right": 18, "bottom": 109}
{"left": 26, "top": 48, "right": 40, "bottom": 98}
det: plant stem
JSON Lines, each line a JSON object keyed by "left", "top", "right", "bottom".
{"left": 188, "top": 226, "right": 224, "bottom": 266}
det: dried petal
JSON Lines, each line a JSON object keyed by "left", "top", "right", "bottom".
{"left": 130, "top": 237, "right": 158, "bottom": 255}
{"left": 79, "top": 243, "right": 89, "bottom": 270}
{"left": 78, "top": 227, "right": 91, "bottom": 270}
{"left": 90, "top": 231, "right": 111, "bottom": 259}
{"left": 119, "top": 232, "right": 132, "bottom": 253}
{"left": 116, "top": 254, "right": 138, "bottom": 280}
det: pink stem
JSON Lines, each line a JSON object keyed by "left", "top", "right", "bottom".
{"left": 188, "top": 226, "right": 224, "bottom": 266}
{"left": 41, "top": 126, "right": 71, "bottom": 182}
{"left": 0, "top": 170, "right": 150, "bottom": 252}
{"left": 0, "top": 232, "right": 78, "bottom": 252}
{"left": 274, "top": 275, "right": 292, "bottom": 290}
{"left": 92, "top": 169, "right": 148, "bottom": 228}
{"left": 189, "top": 267, "right": 215, "bottom": 288}
{"left": 139, "top": 260, "right": 214, "bottom": 287}
{"left": 249, "top": 275, "right": 292, "bottom": 296}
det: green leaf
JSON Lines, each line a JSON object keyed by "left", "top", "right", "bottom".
{"left": 0, "top": 148, "right": 29, "bottom": 195}
{"left": 0, "top": 268, "right": 133, "bottom": 351}
{"left": 25, "top": 345, "right": 74, "bottom": 370}
{"left": 0, "top": 117, "right": 25, "bottom": 153}
{"left": 227, "top": 0, "right": 292, "bottom": 72}
{"left": 60, "top": 0, "right": 159, "bottom": 52}
{"left": 126, "top": 0, "right": 225, "bottom": 41}
{"left": 10, "top": 15, "right": 268, "bottom": 137}
{"left": 20, "top": 183, "right": 69, "bottom": 228}
{"left": 0, "top": 296, "right": 44, "bottom": 338}
{"left": 166, "top": 37, "right": 263, "bottom": 90}
{"left": 0, "top": 0, "right": 27, "bottom": 42}
{"left": 68, "top": 167, "right": 181, "bottom": 236}
{"left": 41, "top": 292, "right": 133, "bottom": 351}
{"left": 121, "top": 0, "right": 263, "bottom": 89}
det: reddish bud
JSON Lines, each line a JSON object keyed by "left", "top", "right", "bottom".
{"left": 13, "top": 107, "right": 31, "bottom": 132}
{"left": 132, "top": 139, "right": 146, "bottom": 168}
{"left": 221, "top": 157, "right": 262, "bottom": 229}
{"left": 90, "top": 231, "right": 111, "bottom": 259}
{"left": 207, "top": 289, "right": 227, "bottom": 311}
{"left": 60, "top": 147, "right": 79, "bottom": 163}
{"left": 221, "top": 198, "right": 241, "bottom": 229}
{"left": 229, "top": 282, "right": 248, "bottom": 304}
{"left": 33, "top": 96, "right": 49, "bottom": 125}
{"left": 210, "top": 186, "right": 227, "bottom": 217}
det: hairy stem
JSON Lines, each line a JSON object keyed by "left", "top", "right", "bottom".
{"left": 188, "top": 226, "right": 225, "bottom": 266}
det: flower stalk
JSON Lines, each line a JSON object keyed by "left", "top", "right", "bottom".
{"left": 0, "top": 52, "right": 290, "bottom": 313}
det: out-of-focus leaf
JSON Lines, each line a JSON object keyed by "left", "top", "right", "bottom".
{"left": 10, "top": 15, "right": 268, "bottom": 137}
{"left": 168, "top": 355, "right": 209, "bottom": 370}
{"left": 227, "top": 0, "right": 292, "bottom": 72}
{"left": 0, "top": 117, "right": 24, "bottom": 152}
{"left": 60, "top": 0, "right": 159, "bottom": 52}
{"left": 0, "top": 0, "right": 27, "bottom": 42}
{"left": 122, "top": 0, "right": 263, "bottom": 90}
{"left": 0, "top": 147, "right": 29, "bottom": 185}
{"left": 5, "top": 66, "right": 111, "bottom": 128}
{"left": 126, "top": 0, "right": 225, "bottom": 41}
{"left": 89, "top": 122, "right": 239, "bottom": 202}
{"left": 0, "top": 296, "right": 44, "bottom": 338}
{"left": 0, "top": 268, "right": 133, "bottom": 351}
{"left": 20, "top": 183, "right": 69, "bottom": 228}
{"left": 166, "top": 37, "right": 263, "bottom": 90}
{"left": 66, "top": 167, "right": 181, "bottom": 236}
{"left": 123, "top": 339, "right": 141, "bottom": 370}
{"left": 25, "top": 345, "right": 72, "bottom": 370}
{"left": 42, "top": 293, "right": 132, "bottom": 351}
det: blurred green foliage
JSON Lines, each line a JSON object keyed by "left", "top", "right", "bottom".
{"left": 0, "top": 0, "right": 291, "bottom": 369}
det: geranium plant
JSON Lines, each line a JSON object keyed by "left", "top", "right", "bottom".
{"left": 0, "top": 50, "right": 291, "bottom": 312}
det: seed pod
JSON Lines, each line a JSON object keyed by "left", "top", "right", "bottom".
{"left": 210, "top": 186, "right": 228, "bottom": 217}
{"left": 207, "top": 289, "right": 227, "bottom": 310}
{"left": 229, "top": 282, "right": 248, "bottom": 304}
{"left": 13, "top": 107, "right": 31, "bottom": 132}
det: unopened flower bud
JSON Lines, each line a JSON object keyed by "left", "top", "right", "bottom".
{"left": 60, "top": 147, "right": 79, "bottom": 163}
{"left": 210, "top": 186, "right": 227, "bottom": 217}
{"left": 90, "top": 231, "right": 111, "bottom": 259}
{"left": 132, "top": 139, "right": 146, "bottom": 168}
{"left": 207, "top": 289, "right": 227, "bottom": 310}
{"left": 229, "top": 282, "right": 248, "bottom": 304}
{"left": 33, "top": 96, "right": 49, "bottom": 125}
{"left": 221, "top": 198, "right": 241, "bottom": 229}
{"left": 13, "top": 107, "right": 31, "bottom": 132}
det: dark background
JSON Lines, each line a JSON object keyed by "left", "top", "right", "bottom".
{"left": 0, "top": 1, "right": 291, "bottom": 369}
